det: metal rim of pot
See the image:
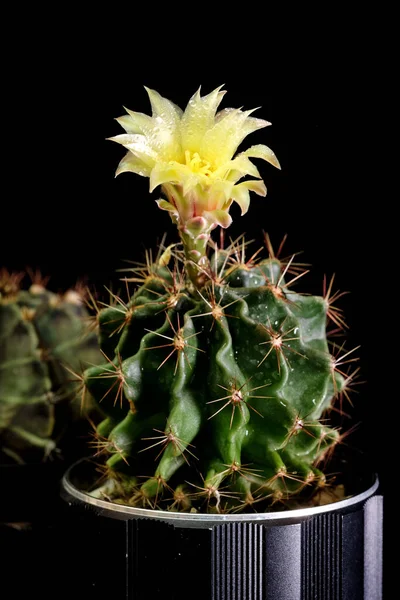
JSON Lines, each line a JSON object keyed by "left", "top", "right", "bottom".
{"left": 61, "top": 457, "right": 380, "bottom": 527}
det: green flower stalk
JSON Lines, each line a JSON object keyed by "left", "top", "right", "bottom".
{"left": 84, "top": 87, "right": 355, "bottom": 513}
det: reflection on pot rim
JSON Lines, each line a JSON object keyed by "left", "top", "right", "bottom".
{"left": 62, "top": 459, "right": 380, "bottom": 527}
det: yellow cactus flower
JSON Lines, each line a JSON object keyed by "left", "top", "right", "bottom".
{"left": 110, "top": 86, "right": 280, "bottom": 287}
{"left": 110, "top": 86, "right": 280, "bottom": 229}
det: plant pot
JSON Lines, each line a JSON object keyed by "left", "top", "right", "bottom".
{"left": 60, "top": 458, "right": 383, "bottom": 600}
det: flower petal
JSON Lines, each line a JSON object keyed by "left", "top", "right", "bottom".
{"left": 231, "top": 179, "right": 267, "bottom": 214}
{"left": 231, "top": 116, "right": 270, "bottom": 154}
{"left": 144, "top": 87, "right": 182, "bottom": 125}
{"left": 181, "top": 172, "right": 203, "bottom": 196}
{"left": 143, "top": 88, "right": 183, "bottom": 160}
{"left": 156, "top": 199, "right": 179, "bottom": 215}
{"left": 240, "top": 179, "right": 267, "bottom": 196}
{"left": 215, "top": 154, "right": 262, "bottom": 182}
{"left": 149, "top": 162, "right": 181, "bottom": 192}
{"left": 115, "top": 115, "right": 142, "bottom": 134}
{"left": 116, "top": 110, "right": 154, "bottom": 135}
{"left": 201, "top": 108, "right": 243, "bottom": 165}
{"left": 243, "top": 144, "right": 281, "bottom": 169}
{"left": 180, "top": 85, "right": 225, "bottom": 153}
{"left": 121, "top": 109, "right": 179, "bottom": 159}
{"left": 108, "top": 134, "right": 158, "bottom": 169}
{"left": 231, "top": 185, "right": 251, "bottom": 215}
{"left": 201, "top": 108, "right": 269, "bottom": 167}
{"left": 115, "top": 152, "right": 151, "bottom": 177}
{"left": 203, "top": 209, "right": 233, "bottom": 229}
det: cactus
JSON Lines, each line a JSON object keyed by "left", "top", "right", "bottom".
{"left": 0, "top": 270, "right": 102, "bottom": 464}
{"left": 84, "top": 86, "right": 356, "bottom": 512}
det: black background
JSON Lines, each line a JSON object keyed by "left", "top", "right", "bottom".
{"left": 1, "top": 7, "right": 394, "bottom": 592}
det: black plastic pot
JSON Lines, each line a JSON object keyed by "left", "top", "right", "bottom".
{"left": 60, "top": 458, "right": 383, "bottom": 600}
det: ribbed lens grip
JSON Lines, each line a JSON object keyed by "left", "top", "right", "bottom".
{"left": 61, "top": 492, "right": 382, "bottom": 599}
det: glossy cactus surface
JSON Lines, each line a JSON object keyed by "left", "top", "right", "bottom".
{"left": 85, "top": 240, "right": 351, "bottom": 512}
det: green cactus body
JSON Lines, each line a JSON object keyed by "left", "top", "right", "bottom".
{"left": 85, "top": 245, "right": 347, "bottom": 512}
{"left": 0, "top": 274, "right": 102, "bottom": 463}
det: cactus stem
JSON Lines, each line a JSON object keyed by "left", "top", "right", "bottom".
{"left": 138, "top": 427, "right": 198, "bottom": 464}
